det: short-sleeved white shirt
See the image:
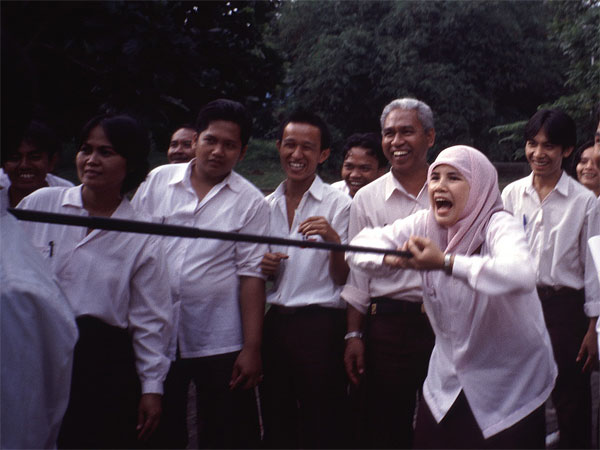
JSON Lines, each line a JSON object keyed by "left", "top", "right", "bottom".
{"left": 0, "top": 171, "right": 74, "bottom": 210}
{"left": 132, "top": 161, "right": 270, "bottom": 359}
{"left": 18, "top": 186, "right": 173, "bottom": 394}
{"left": 502, "top": 172, "right": 600, "bottom": 317}
{"left": 330, "top": 179, "right": 351, "bottom": 196}
{"left": 265, "top": 175, "right": 351, "bottom": 309}
{"left": 341, "top": 171, "right": 429, "bottom": 313}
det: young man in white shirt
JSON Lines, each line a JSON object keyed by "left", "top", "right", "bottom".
{"left": 1, "top": 120, "right": 73, "bottom": 209}
{"left": 133, "top": 99, "right": 270, "bottom": 449}
{"left": 331, "top": 132, "right": 387, "bottom": 198}
{"left": 260, "top": 110, "right": 352, "bottom": 448}
{"left": 502, "top": 109, "right": 600, "bottom": 449}
{"left": 342, "top": 98, "right": 436, "bottom": 448}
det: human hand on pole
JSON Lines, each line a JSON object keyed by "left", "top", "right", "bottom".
{"left": 384, "top": 236, "right": 444, "bottom": 271}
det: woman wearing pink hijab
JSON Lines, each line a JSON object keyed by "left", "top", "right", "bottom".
{"left": 347, "top": 146, "right": 557, "bottom": 448}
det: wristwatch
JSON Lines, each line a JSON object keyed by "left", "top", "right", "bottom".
{"left": 344, "top": 331, "right": 363, "bottom": 341}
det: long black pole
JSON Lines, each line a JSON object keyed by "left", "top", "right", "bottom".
{"left": 8, "top": 208, "right": 412, "bottom": 257}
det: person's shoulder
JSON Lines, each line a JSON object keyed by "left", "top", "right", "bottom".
{"left": 488, "top": 209, "right": 516, "bottom": 228}
{"left": 229, "top": 171, "right": 267, "bottom": 201}
{"left": 502, "top": 175, "right": 529, "bottom": 195}
{"left": 330, "top": 179, "right": 349, "bottom": 193}
{"left": 19, "top": 185, "right": 71, "bottom": 206}
{"left": 137, "top": 163, "right": 185, "bottom": 198}
{"left": 320, "top": 179, "right": 352, "bottom": 208}
{"left": 147, "top": 162, "right": 183, "bottom": 181}
{"left": 565, "top": 174, "right": 596, "bottom": 200}
{"left": 46, "top": 173, "right": 74, "bottom": 187}
{"left": 353, "top": 173, "right": 388, "bottom": 205}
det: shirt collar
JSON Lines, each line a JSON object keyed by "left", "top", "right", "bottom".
{"left": 168, "top": 159, "right": 240, "bottom": 193}
{"left": 61, "top": 185, "right": 85, "bottom": 208}
{"left": 524, "top": 170, "right": 570, "bottom": 198}
{"left": 273, "top": 175, "right": 325, "bottom": 202}
{"left": 554, "top": 171, "right": 570, "bottom": 196}
{"left": 60, "top": 184, "right": 132, "bottom": 218}
{"left": 384, "top": 170, "right": 427, "bottom": 202}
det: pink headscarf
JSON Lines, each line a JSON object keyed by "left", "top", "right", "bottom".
{"left": 425, "top": 145, "right": 503, "bottom": 256}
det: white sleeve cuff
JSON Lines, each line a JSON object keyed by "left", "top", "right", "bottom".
{"left": 584, "top": 302, "right": 600, "bottom": 318}
{"left": 341, "top": 284, "right": 370, "bottom": 315}
{"left": 450, "top": 254, "right": 471, "bottom": 280}
{"left": 141, "top": 380, "right": 164, "bottom": 395}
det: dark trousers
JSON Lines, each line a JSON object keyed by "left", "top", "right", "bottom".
{"left": 58, "top": 315, "right": 140, "bottom": 449}
{"left": 414, "top": 391, "right": 545, "bottom": 449}
{"left": 261, "top": 305, "right": 348, "bottom": 449}
{"left": 363, "top": 298, "right": 434, "bottom": 449}
{"left": 538, "top": 287, "right": 592, "bottom": 449}
{"left": 149, "top": 351, "right": 260, "bottom": 449}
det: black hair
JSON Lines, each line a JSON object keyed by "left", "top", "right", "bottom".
{"left": 341, "top": 132, "right": 387, "bottom": 168}
{"left": 194, "top": 99, "right": 252, "bottom": 147}
{"left": 524, "top": 109, "right": 577, "bottom": 150}
{"left": 277, "top": 109, "right": 331, "bottom": 150}
{"left": 172, "top": 123, "right": 196, "bottom": 134}
{"left": 567, "top": 139, "right": 595, "bottom": 180}
{"left": 1, "top": 120, "right": 60, "bottom": 166}
{"left": 77, "top": 114, "right": 150, "bottom": 194}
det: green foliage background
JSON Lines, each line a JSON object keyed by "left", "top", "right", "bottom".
{"left": 2, "top": 0, "right": 598, "bottom": 188}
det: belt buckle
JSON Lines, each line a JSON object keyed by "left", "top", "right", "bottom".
{"left": 370, "top": 303, "right": 377, "bottom": 315}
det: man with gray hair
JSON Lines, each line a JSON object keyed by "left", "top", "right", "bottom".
{"left": 342, "top": 98, "right": 436, "bottom": 448}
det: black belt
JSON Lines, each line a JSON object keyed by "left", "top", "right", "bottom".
{"left": 269, "top": 304, "right": 337, "bottom": 315}
{"left": 369, "top": 296, "right": 424, "bottom": 315}
{"left": 536, "top": 285, "right": 582, "bottom": 301}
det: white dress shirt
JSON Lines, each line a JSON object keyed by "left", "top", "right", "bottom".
{"left": 502, "top": 172, "right": 600, "bottom": 317}
{"left": 266, "top": 175, "right": 351, "bottom": 309}
{"left": 347, "top": 210, "right": 557, "bottom": 438}
{"left": 132, "top": 161, "right": 270, "bottom": 359}
{"left": 1, "top": 211, "right": 78, "bottom": 449}
{"left": 18, "top": 186, "right": 172, "bottom": 394}
{"left": 0, "top": 171, "right": 74, "bottom": 210}
{"left": 341, "top": 171, "right": 429, "bottom": 313}
{"left": 330, "top": 179, "right": 351, "bottom": 196}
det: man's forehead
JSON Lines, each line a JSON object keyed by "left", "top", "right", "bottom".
{"left": 383, "top": 108, "right": 421, "bottom": 128}
{"left": 284, "top": 121, "right": 320, "bottom": 135}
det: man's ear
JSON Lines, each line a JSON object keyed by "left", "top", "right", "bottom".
{"left": 238, "top": 145, "right": 247, "bottom": 162}
{"left": 426, "top": 128, "right": 436, "bottom": 149}
{"left": 562, "top": 145, "right": 574, "bottom": 158}
{"left": 318, "top": 148, "right": 330, "bottom": 164}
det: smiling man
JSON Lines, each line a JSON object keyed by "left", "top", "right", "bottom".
{"left": 133, "top": 99, "right": 269, "bottom": 449}
{"left": 260, "top": 110, "right": 351, "bottom": 449}
{"left": 341, "top": 98, "right": 436, "bottom": 448}
{"left": 331, "top": 132, "right": 387, "bottom": 197}
{"left": 166, "top": 125, "right": 196, "bottom": 164}
{"left": 1, "top": 120, "right": 73, "bottom": 209}
{"left": 502, "top": 109, "right": 599, "bottom": 449}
